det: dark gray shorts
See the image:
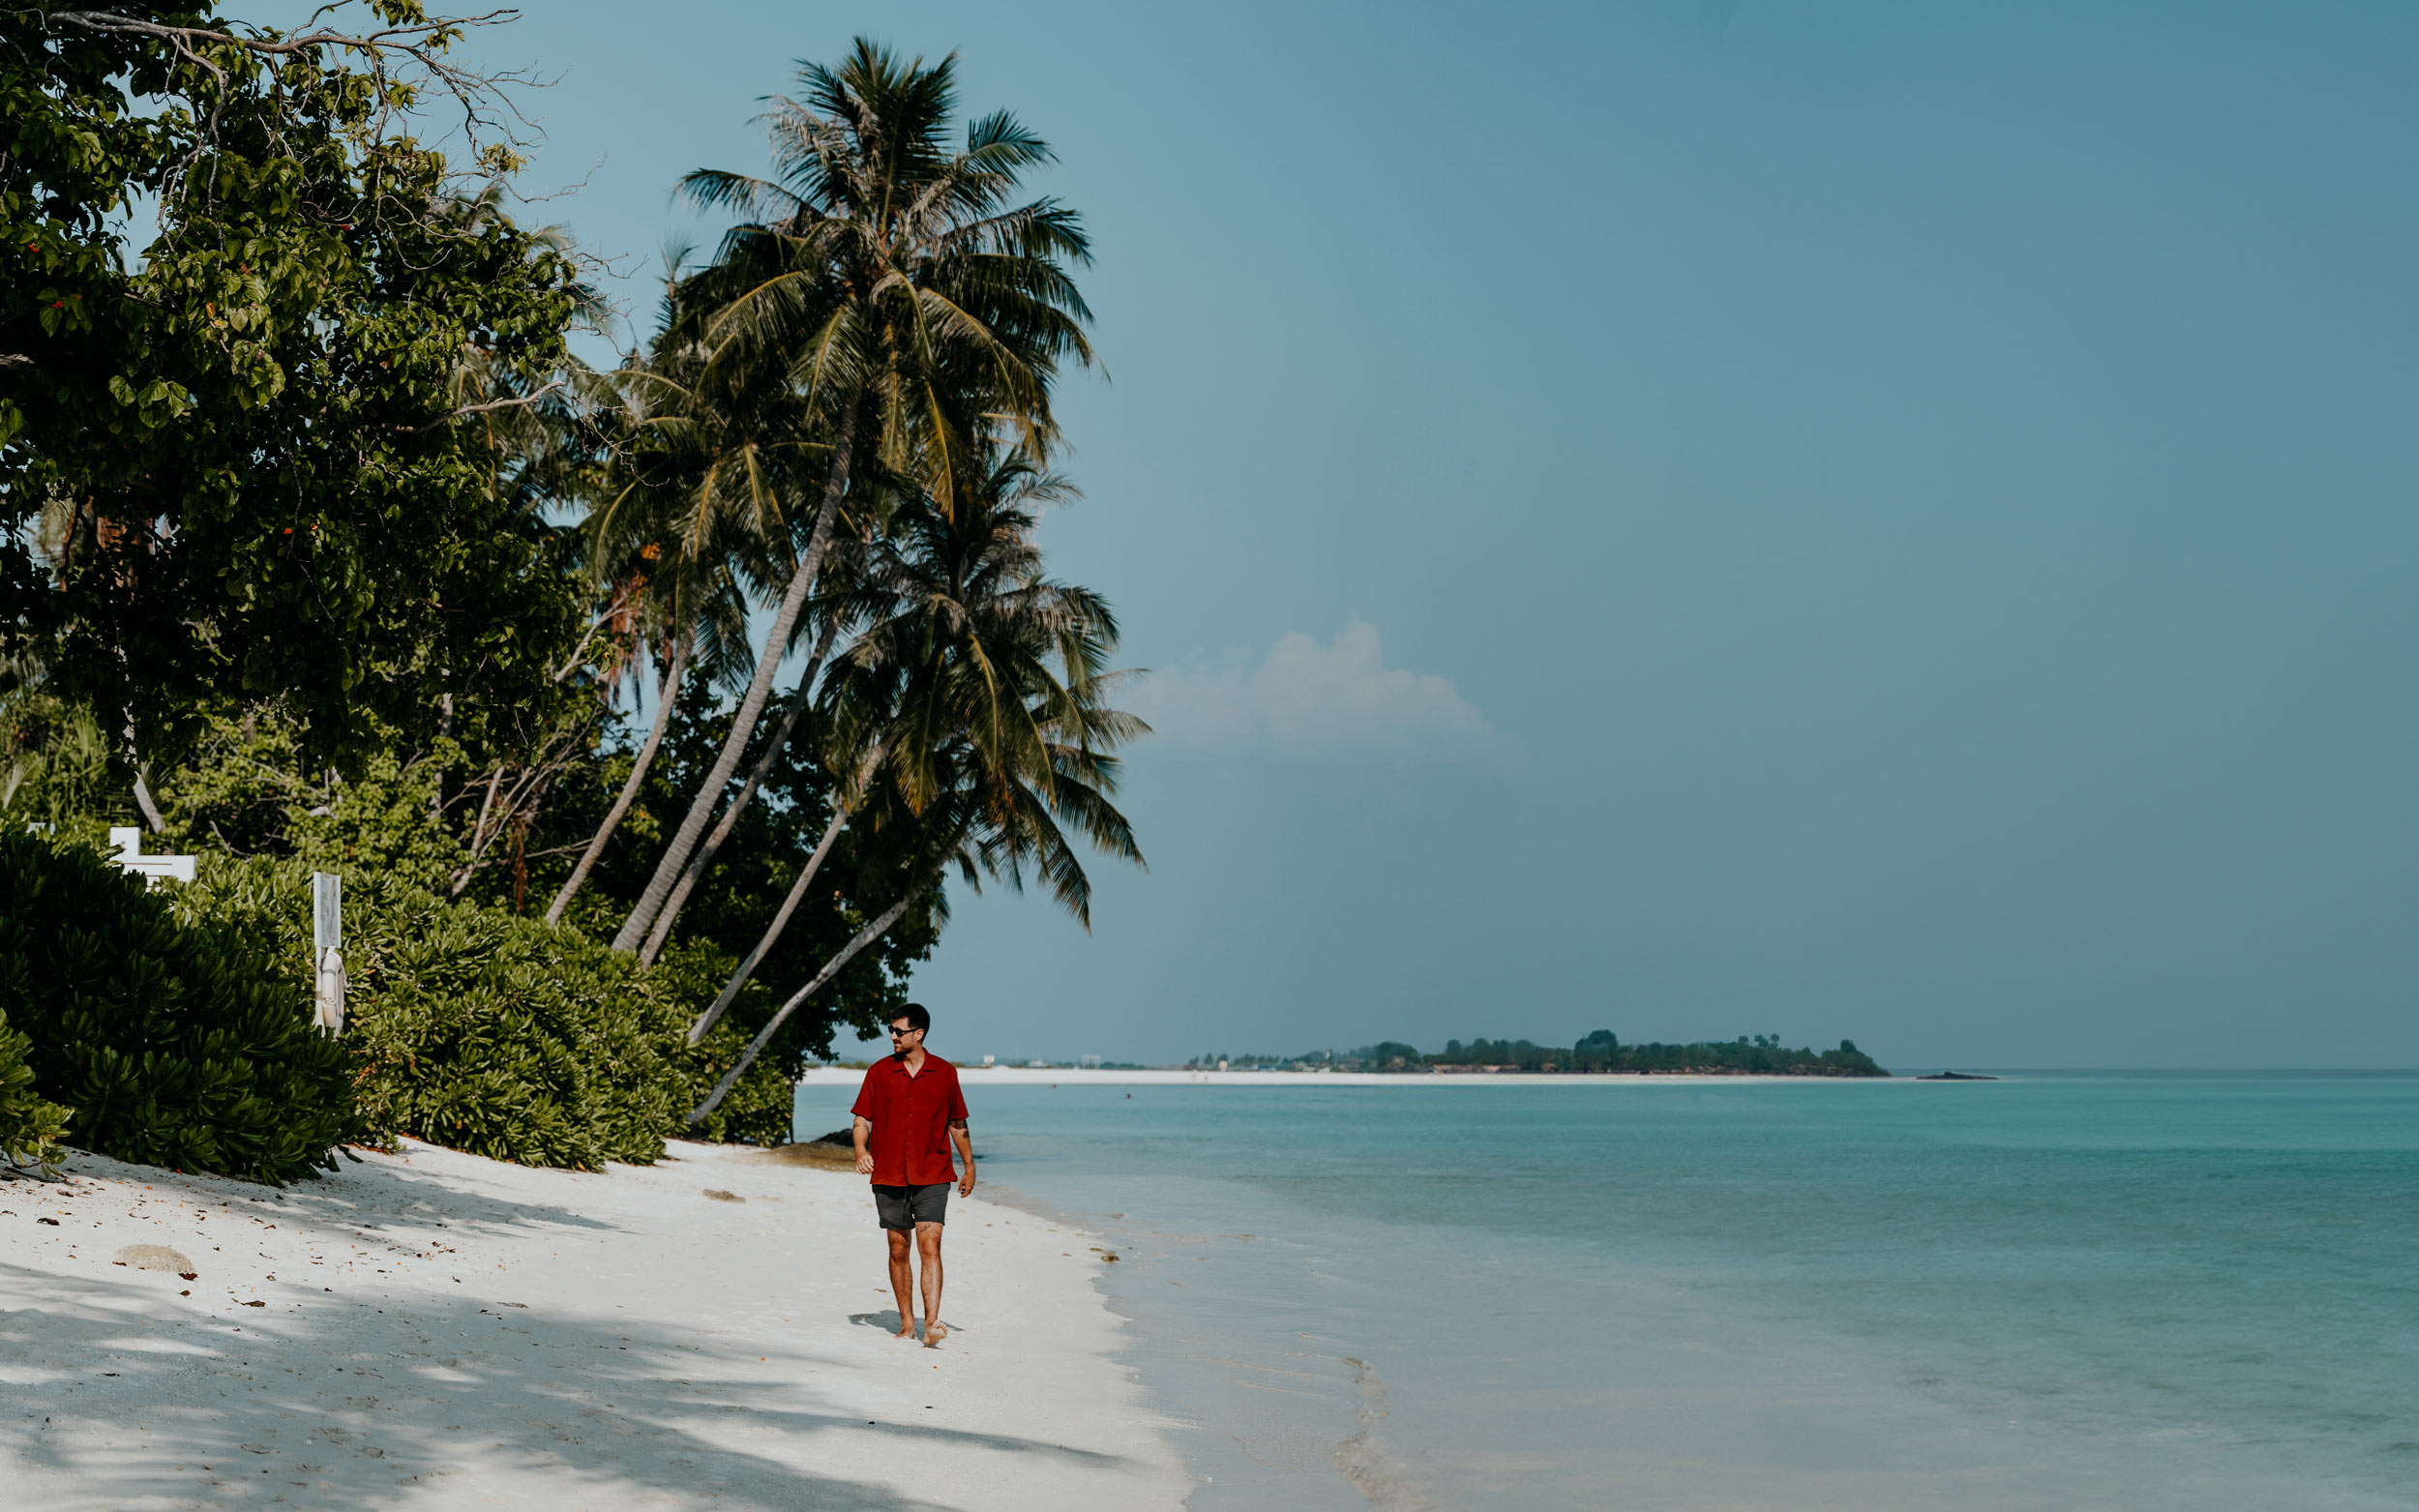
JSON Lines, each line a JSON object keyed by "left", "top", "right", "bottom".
{"left": 873, "top": 1182, "right": 950, "bottom": 1230}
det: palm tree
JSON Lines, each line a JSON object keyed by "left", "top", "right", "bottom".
{"left": 629, "top": 514, "right": 869, "bottom": 965}
{"left": 683, "top": 447, "right": 1137, "bottom": 1046}
{"left": 687, "top": 699, "right": 1141, "bottom": 1123}
{"left": 541, "top": 550, "right": 750, "bottom": 925}
{"left": 579, "top": 281, "right": 834, "bottom": 948}
{"left": 542, "top": 318, "right": 763, "bottom": 924}
{"left": 611, "top": 38, "right": 1097, "bottom": 956}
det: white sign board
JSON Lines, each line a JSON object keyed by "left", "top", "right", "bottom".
{"left": 108, "top": 827, "right": 195, "bottom": 887}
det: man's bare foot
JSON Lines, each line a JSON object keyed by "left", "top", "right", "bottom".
{"left": 891, "top": 1319, "right": 915, "bottom": 1341}
{"left": 923, "top": 1320, "right": 948, "bottom": 1347}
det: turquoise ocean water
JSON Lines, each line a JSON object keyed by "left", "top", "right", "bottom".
{"left": 794, "top": 1073, "right": 2419, "bottom": 1510}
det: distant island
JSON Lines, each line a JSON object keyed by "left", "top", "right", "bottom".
{"left": 1182, "top": 1032, "right": 1889, "bottom": 1078}
{"left": 820, "top": 1034, "right": 1891, "bottom": 1078}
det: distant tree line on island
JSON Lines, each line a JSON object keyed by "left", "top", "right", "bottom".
{"left": 1183, "top": 1032, "right": 1888, "bottom": 1077}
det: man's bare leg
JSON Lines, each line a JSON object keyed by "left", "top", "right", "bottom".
{"left": 916, "top": 1221, "right": 947, "bottom": 1345}
{"left": 885, "top": 1229, "right": 916, "bottom": 1339}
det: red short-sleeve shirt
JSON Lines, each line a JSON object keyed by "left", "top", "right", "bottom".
{"left": 851, "top": 1053, "right": 968, "bottom": 1186}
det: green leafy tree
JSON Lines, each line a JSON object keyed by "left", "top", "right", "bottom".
{"left": 0, "top": 690, "right": 113, "bottom": 827}
{"left": 2, "top": 2, "right": 586, "bottom": 785}
{"left": 1426, "top": 1033, "right": 1887, "bottom": 1076}
{"left": 4, "top": 21, "right": 1146, "bottom": 1154}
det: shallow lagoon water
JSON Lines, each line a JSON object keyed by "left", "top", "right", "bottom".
{"left": 796, "top": 1072, "right": 2419, "bottom": 1510}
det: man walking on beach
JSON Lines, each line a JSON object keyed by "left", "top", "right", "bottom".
{"left": 852, "top": 1002, "right": 974, "bottom": 1345}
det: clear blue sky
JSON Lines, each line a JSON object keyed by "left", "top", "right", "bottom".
{"left": 489, "top": 1, "right": 2419, "bottom": 1067}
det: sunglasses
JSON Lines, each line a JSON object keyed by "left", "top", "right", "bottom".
{"left": 888, "top": 1026, "right": 919, "bottom": 1039}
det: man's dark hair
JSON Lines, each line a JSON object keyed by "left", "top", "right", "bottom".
{"left": 894, "top": 1002, "right": 931, "bottom": 1034}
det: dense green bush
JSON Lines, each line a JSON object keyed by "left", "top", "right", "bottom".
{"left": 0, "top": 1006, "right": 70, "bottom": 1171}
{"left": 0, "top": 831, "right": 354, "bottom": 1182}
{"left": 180, "top": 857, "right": 793, "bottom": 1169}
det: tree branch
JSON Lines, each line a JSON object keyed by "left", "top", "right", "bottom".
{"left": 42, "top": 7, "right": 527, "bottom": 116}
{"left": 41, "top": 6, "right": 549, "bottom": 198}
{"left": 44, "top": 7, "right": 521, "bottom": 58}
{"left": 396, "top": 377, "right": 569, "bottom": 433}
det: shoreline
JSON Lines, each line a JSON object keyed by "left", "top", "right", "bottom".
{"left": 0, "top": 1138, "right": 1190, "bottom": 1508}
{"left": 952, "top": 1156, "right": 1405, "bottom": 1512}
{"left": 797, "top": 1066, "right": 1925, "bottom": 1086}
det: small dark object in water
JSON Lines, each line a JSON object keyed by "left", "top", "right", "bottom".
{"left": 1916, "top": 1071, "right": 1998, "bottom": 1081}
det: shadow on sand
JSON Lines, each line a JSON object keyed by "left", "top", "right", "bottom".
{"left": 0, "top": 1148, "right": 1133, "bottom": 1509}
{"left": 1, "top": 1260, "right": 1127, "bottom": 1508}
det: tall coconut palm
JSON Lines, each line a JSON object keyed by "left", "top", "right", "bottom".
{"left": 612, "top": 38, "right": 1097, "bottom": 956}
{"left": 631, "top": 513, "right": 870, "bottom": 965}
{"left": 585, "top": 289, "right": 837, "bottom": 950}
{"left": 543, "top": 329, "right": 767, "bottom": 924}
{"left": 683, "top": 446, "right": 1137, "bottom": 1045}
{"left": 541, "top": 557, "right": 754, "bottom": 924}
{"left": 687, "top": 698, "right": 1139, "bottom": 1122}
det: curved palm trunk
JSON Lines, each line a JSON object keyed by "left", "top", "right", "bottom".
{"left": 123, "top": 705, "right": 164, "bottom": 832}
{"left": 635, "top": 616, "right": 843, "bottom": 966}
{"left": 545, "top": 632, "right": 691, "bottom": 925}
{"left": 683, "top": 799, "right": 852, "bottom": 1044}
{"left": 131, "top": 769, "right": 165, "bottom": 833}
{"left": 613, "top": 406, "right": 856, "bottom": 954}
{"left": 687, "top": 881, "right": 925, "bottom": 1124}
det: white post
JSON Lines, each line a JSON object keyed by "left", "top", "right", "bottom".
{"left": 312, "top": 872, "right": 345, "bottom": 1037}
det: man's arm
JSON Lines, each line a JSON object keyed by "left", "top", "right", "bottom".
{"left": 853, "top": 1114, "right": 874, "bottom": 1176}
{"left": 950, "top": 1119, "right": 974, "bottom": 1196}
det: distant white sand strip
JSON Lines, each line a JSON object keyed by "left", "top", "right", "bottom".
{"left": 799, "top": 1066, "right": 1916, "bottom": 1086}
{"left": 0, "top": 1139, "right": 1189, "bottom": 1510}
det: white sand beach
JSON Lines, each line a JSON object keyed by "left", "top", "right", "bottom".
{"left": 0, "top": 1139, "right": 1190, "bottom": 1510}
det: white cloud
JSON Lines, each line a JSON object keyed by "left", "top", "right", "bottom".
{"left": 1129, "top": 620, "right": 1509, "bottom": 766}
